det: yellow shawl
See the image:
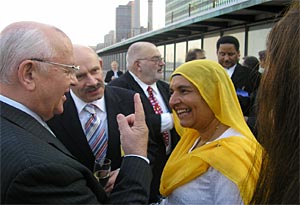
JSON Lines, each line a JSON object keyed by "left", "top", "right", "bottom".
{"left": 160, "top": 60, "right": 262, "bottom": 204}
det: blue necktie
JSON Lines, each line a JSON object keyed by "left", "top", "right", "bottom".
{"left": 84, "top": 104, "right": 107, "bottom": 160}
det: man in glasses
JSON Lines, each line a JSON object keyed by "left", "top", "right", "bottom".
{"left": 109, "top": 41, "right": 180, "bottom": 203}
{"left": 0, "top": 21, "right": 151, "bottom": 204}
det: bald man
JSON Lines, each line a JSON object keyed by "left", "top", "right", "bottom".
{"left": 1, "top": 22, "right": 151, "bottom": 204}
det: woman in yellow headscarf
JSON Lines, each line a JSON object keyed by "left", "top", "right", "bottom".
{"left": 159, "top": 60, "right": 262, "bottom": 205}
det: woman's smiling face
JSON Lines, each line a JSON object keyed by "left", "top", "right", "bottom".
{"left": 169, "top": 75, "right": 215, "bottom": 132}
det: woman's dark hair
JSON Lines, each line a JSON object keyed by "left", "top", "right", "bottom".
{"left": 251, "top": 1, "right": 299, "bottom": 204}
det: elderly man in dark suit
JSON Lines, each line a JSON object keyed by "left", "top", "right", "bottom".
{"left": 0, "top": 21, "right": 151, "bottom": 204}
{"left": 216, "top": 36, "right": 261, "bottom": 116}
{"left": 109, "top": 41, "right": 180, "bottom": 203}
{"left": 104, "top": 61, "right": 123, "bottom": 84}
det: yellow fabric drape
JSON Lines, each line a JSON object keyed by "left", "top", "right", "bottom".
{"left": 160, "top": 60, "right": 262, "bottom": 204}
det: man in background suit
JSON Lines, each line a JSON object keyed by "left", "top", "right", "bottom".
{"left": 216, "top": 36, "right": 261, "bottom": 116}
{"left": 109, "top": 41, "right": 180, "bottom": 203}
{"left": 104, "top": 60, "right": 123, "bottom": 84}
{"left": 47, "top": 44, "right": 153, "bottom": 193}
{"left": 0, "top": 21, "right": 151, "bottom": 204}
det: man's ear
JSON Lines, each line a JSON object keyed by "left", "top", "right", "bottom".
{"left": 17, "top": 60, "right": 37, "bottom": 91}
{"left": 134, "top": 60, "right": 142, "bottom": 72}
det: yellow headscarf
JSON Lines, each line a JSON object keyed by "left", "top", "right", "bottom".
{"left": 160, "top": 60, "right": 262, "bottom": 204}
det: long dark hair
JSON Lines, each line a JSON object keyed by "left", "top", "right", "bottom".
{"left": 251, "top": 1, "right": 300, "bottom": 204}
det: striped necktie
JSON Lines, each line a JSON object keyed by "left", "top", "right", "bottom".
{"left": 84, "top": 104, "right": 108, "bottom": 160}
{"left": 147, "top": 86, "right": 170, "bottom": 147}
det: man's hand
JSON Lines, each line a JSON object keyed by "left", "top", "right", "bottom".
{"left": 117, "top": 93, "right": 148, "bottom": 157}
{"left": 104, "top": 169, "right": 119, "bottom": 193}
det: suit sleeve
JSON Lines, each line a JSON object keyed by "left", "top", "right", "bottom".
{"left": 5, "top": 158, "right": 152, "bottom": 205}
{"left": 105, "top": 71, "right": 112, "bottom": 83}
{"left": 108, "top": 156, "right": 152, "bottom": 204}
{"left": 4, "top": 163, "right": 105, "bottom": 204}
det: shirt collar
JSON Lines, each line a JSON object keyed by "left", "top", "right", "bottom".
{"left": 128, "top": 71, "right": 159, "bottom": 95}
{"left": 0, "top": 94, "right": 49, "bottom": 127}
{"left": 225, "top": 64, "right": 237, "bottom": 78}
{"left": 70, "top": 90, "right": 106, "bottom": 114}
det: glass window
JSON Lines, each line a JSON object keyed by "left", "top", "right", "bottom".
{"left": 175, "top": 41, "right": 186, "bottom": 68}
{"left": 188, "top": 39, "right": 202, "bottom": 50}
{"left": 165, "top": 44, "right": 174, "bottom": 81}
{"left": 157, "top": 45, "right": 165, "bottom": 58}
{"left": 203, "top": 34, "right": 220, "bottom": 61}
{"left": 248, "top": 24, "right": 272, "bottom": 58}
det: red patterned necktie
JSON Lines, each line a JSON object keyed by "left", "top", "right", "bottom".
{"left": 147, "top": 86, "right": 170, "bottom": 147}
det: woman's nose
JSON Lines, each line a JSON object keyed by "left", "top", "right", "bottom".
{"left": 169, "top": 93, "right": 179, "bottom": 108}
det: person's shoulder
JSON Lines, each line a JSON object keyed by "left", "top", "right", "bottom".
{"left": 236, "top": 63, "right": 254, "bottom": 73}
{"left": 157, "top": 79, "right": 169, "bottom": 86}
{"left": 108, "top": 72, "right": 129, "bottom": 86}
{"left": 105, "top": 70, "right": 113, "bottom": 76}
{"left": 157, "top": 80, "right": 170, "bottom": 90}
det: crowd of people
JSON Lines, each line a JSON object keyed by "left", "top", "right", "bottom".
{"left": 1, "top": 1, "right": 299, "bottom": 204}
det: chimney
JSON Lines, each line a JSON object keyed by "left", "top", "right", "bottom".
{"left": 148, "top": 0, "right": 153, "bottom": 31}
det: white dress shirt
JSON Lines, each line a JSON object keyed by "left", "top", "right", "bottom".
{"left": 129, "top": 71, "right": 173, "bottom": 154}
{"left": 70, "top": 90, "right": 107, "bottom": 142}
{"left": 70, "top": 90, "right": 150, "bottom": 163}
{"left": 160, "top": 128, "right": 244, "bottom": 205}
{"left": 225, "top": 64, "right": 237, "bottom": 78}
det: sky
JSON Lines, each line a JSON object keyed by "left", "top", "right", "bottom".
{"left": 0, "top": 0, "right": 165, "bottom": 46}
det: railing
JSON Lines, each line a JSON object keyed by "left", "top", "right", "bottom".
{"left": 167, "top": 0, "right": 244, "bottom": 24}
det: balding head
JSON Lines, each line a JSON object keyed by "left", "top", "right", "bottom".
{"left": 73, "top": 44, "right": 100, "bottom": 68}
{"left": 126, "top": 41, "right": 165, "bottom": 85}
{"left": 127, "top": 42, "right": 158, "bottom": 71}
{"left": 0, "top": 21, "right": 76, "bottom": 121}
{"left": 0, "top": 21, "right": 72, "bottom": 84}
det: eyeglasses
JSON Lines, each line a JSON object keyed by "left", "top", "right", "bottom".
{"left": 30, "top": 58, "right": 80, "bottom": 75}
{"left": 137, "top": 56, "right": 164, "bottom": 63}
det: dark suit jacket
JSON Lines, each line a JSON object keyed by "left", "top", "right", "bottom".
{"left": 105, "top": 70, "right": 123, "bottom": 83}
{"left": 47, "top": 86, "right": 140, "bottom": 172}
{"left": 108, "top": 71, "right": 180, "bottom": 203}
{"left": 231, "top": 63, "right": 261, "bottom": 116}
{"left": 1, "top": 101, "right": 152, "bottom": 204}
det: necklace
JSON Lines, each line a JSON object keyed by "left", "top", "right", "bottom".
{"left": 196, "top": 124, "right": 221, "bottom": 148}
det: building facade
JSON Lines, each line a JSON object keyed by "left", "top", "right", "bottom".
{"left": 98, "top": 0, "right": 291, "bottom": 79}
{"left": 116, "top": 1, "right": 134, "bottom": 43}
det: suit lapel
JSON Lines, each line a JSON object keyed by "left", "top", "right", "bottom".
{"left": 124, "top": 72, "right": 146, "bottom": 94}
{"left": 231, "top": 64, "right": 244, "bottom": 87}
{"left": 104, "top": 87, "right": 123, "bottom": 161}
{"left": 0, "top": 102, "right": 73, "bottom": 158}
{"left": 156, "top": 81, "right": 171, "bottom": 111}
{"left": 123, "top": 72, "right": 157, "bottom": 112}
{"left": 61, "top": 93, "right": 95, "bottom": 161}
